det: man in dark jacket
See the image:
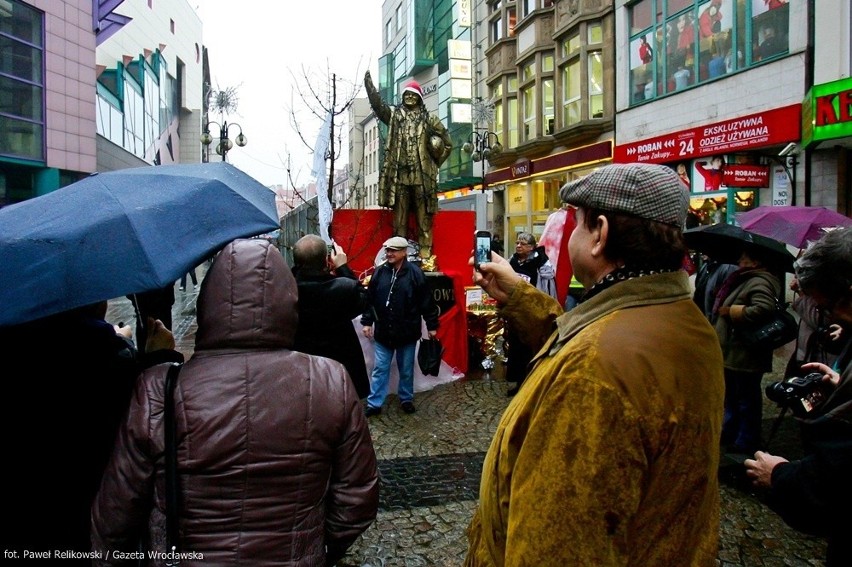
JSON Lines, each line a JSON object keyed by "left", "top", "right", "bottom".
{"left": 92, "top": 239, "right": 378, "bottom": 565}
{"left": 361, "top": 236, "right": 439, "bottom": 416}
{"left": 293, "top": 234, "right": 370, "bottom": 398}
{"left": 745, "top": 227, "right": 852, "bottom": 567}
{"left": 0, "top": 301, "right": 181, "bottom": 558}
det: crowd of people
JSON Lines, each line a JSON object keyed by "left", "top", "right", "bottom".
{"left": 3, "top": 159, "right": 851, "bottom": 565}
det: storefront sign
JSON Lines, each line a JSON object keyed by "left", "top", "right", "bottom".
{"left": 802, "top": 76, "right": 852, "bottom": 146}
{"left": 450, "top": 59, "right": 472, "bottom": 80}
{"left": 511, "top": 160, "right": 531, "bottom": 178}
{"left": 450, "top": 79, "right": 471, "bottom": 99}
{"left": 426, "top": 274, "right": 456, "bottom": 316}
{"left": 458, "top": 0, "right": 471, "bottom": 27}
{"left": 723, "top": 165, "right": 769, "bottom": 188}
{"left": 614, "top": 105, "right": 801, "bottom": 163}
{"left": 771, "top": 164, "right": 790, "bottom": 206}
{"left": 485, "top": 141, "right": 612, "bottom": 185}
{"left": 448, "top": 39, "right": 471, "bottom": 59}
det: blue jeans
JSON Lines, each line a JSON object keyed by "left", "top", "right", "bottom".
{"left": 367, "top": 341, "right": 416, "bottom": 409}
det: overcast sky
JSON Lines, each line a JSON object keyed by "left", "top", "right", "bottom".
{"left": 193, "top": 1, "right": 383, "bottom": 187}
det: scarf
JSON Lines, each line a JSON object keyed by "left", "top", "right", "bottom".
{"left": 581, "top": 264, "right": 679, "bottom": 304}
{"left": 711, "top": 266, "right": 759, "bottom": 315}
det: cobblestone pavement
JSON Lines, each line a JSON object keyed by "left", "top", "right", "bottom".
{"left": 107, "top": 282, "right": 829, "bottom": 566}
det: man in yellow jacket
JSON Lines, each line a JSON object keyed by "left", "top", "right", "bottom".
{"left": 465, "top": 163, "right": 725, "bottom": 566}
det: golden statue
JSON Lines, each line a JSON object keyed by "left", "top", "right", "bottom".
{"left": 364, "top": 71, "right": 453, "bottom": 268}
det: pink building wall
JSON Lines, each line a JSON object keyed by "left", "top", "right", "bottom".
{"left": 26, "top": 0, "right": 97, "bottom": 173}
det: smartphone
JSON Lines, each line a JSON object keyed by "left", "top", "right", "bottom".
{"left": 474, "top": 230, "right": 492, "bottom": 269}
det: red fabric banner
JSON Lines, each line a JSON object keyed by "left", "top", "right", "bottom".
{"left": 332, "top": 209, "right": 475, "bottom": 373}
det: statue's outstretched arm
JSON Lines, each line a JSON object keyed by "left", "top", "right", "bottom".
{"left": 364, "top": 71, "right": 392, "bottom": 125}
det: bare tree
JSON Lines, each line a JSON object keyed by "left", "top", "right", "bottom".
{"left": 285, "top": 62, "right": 365, "bottom": 203}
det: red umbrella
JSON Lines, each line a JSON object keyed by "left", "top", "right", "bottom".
{"left": 736, "top": 206, "right": 852, "bottom": 248}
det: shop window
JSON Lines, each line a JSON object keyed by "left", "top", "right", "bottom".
{"left": 507, "top": 183, "right": 528, "bottom": 214}
{"left": 563, "top": 33, "right": 580, "bottom": 58}
{"left": 0, "top": 0, "right": 44, "bottom": 162}
{"left": 558, "top": 19, "right": 605, "bottom": 126}
{"left": 522, "top": 60, "right": 535, "bottom": 82}
{"left": 588, "top": 52, "right": 603, "bottom": 118}
{"left": 588, "top": 22, "right": 602, "bottom": 44}
{"left": 543, "top": 79, "right": 554, "bottom": 134}
{"left": 562, "top": 58, "right": 581, "bottom": 126}
{"left": 494, "top": 100, "right": 504, "bottom": 142}
{"left": 689, "top": 195, "right": 729, "bottom": 226}
{"left": 629, "top": 0, "right": 789, "bottom": 105}
{"left": 531, "top": 177, "right": 563, "bottom": 212}
{"left": 522, "top": 85, "right": 536, "bottom": 141}
{"left": 507, "top": 97, "right": 519, "bottom": 148}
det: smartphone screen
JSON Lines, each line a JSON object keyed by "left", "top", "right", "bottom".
{"left": 475, "top": 231, "right": 491, "bottom": 267}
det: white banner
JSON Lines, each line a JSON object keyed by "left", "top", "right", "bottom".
{"left": 312, "top": 111, "right": 334, "bottom": 243}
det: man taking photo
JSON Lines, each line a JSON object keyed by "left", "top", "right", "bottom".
{"left": 745, "top": 227, "right": 852, "bottom": 567}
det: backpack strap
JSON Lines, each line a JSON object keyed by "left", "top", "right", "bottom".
{"left": 164, "top": 362, "right": 183, "bottom": 562}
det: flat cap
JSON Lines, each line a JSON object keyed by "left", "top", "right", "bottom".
{"left": 559, "top": 163, "right": 690, "bottom": 228}
{"left": 383, "top": 236, "right": 409, "bottom": 250}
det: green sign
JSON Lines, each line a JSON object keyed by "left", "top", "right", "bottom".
{"left": 802, "top": 76, "right": 852, "bottom": 147}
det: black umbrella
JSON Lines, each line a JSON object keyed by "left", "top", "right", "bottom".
{"left": 683, "top": 223, "right": 795, "bottom": 272}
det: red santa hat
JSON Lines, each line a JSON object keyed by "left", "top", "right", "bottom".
{"left": 402, "top": 80, "right": 423, "bottom": 100}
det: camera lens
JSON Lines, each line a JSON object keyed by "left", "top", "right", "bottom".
{"left": 765, "top": 381, "right": 789, "bottom": 405}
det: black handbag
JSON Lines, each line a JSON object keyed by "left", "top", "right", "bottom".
{"left": 738, "top": 300, "right": 798, "bottom": 350}
{"left": 417, "top": 337, "right": 444, "bottom": 376}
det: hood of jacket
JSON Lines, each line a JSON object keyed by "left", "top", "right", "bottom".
{"left": 195, "top": 238, "right": 297, "bottom": 350}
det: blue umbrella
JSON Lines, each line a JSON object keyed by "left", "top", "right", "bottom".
{"left": 0, "top": 162, "right": 279, "bottom": 327}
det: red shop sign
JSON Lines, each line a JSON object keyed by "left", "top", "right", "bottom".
{"left": 722, "top": 165, "right": 770, "bottom": 188}
{"left": 614, "top": 104, "right": 801, "bottom": 164}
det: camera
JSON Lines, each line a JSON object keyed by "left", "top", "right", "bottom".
{"left": 765, "top": 373, "right": 828, "bottom": 418}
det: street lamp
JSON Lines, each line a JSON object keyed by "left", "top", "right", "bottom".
{"left": 462, "top": 130, "right": 502, "bottom": 163}
{"left": 201, "top": 120, "right": 247, "bottom": 162}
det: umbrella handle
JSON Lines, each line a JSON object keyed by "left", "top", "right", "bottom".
{"left": 129, "top": 293, "right": 146, "bottom": 336}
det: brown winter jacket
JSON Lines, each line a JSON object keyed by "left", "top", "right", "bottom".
{"left": 466, "top": 272, "right": 724, "bottom": 566}
{"left": 91, "top": 239, "right": 379, "bottom": 566}
{"left": 713, "top": 269, "right": 781, "bottom": 373}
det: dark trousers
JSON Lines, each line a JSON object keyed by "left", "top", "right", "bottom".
{"left": 722, "top": 368, "right": 764, "bottom": 453}
{"left": 505, "top": 328, "right": 533, "bottom": 385}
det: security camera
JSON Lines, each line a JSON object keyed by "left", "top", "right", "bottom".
{"left": 779, "top": 143, "right": 799, "bottom": 157}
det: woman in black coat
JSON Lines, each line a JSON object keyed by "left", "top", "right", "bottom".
{"left": 505, "top": 232, "right": 548, "bottom": 396}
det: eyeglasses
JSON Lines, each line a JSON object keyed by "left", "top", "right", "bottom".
{"left": 385, "top": 247, "right": 404, "bottom": 253}
{"left": 516, "top": 241, "right": 533, "bottom": 246}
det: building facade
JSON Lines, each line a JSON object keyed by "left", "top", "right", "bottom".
{"left": 1, "top": 0, "right": 98, "bottom": 204}
{"left": 615, "top": 0, "right": 819, "bottom": 226}
{"left": 351, "top": 0, "right": 850, "bottom": 238}
{"left": 95, "top": 0, "right": 203, "bottom": 171}
{"left": 1, "top": 0, "right": 204, "bottom": 207}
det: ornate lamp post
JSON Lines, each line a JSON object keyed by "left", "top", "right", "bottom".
{"left": 201, "top": 121, "right": 247, "bottom": 162}
{"left": 462, "top": 130, "right": 502, "bottom": 192}
{"left": 462, "top": 130, "right": 502, "bottom": 163}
